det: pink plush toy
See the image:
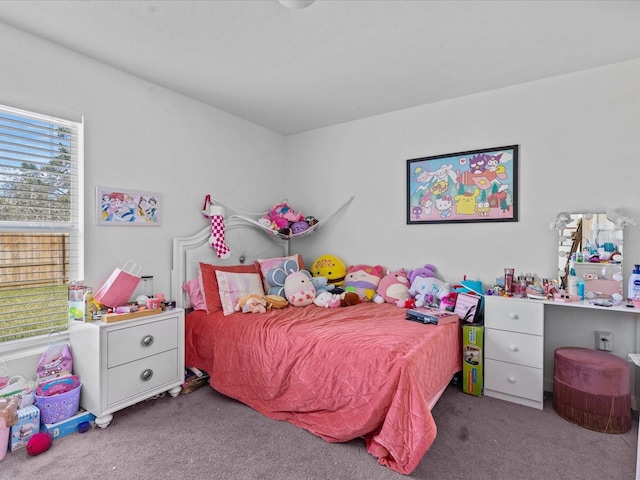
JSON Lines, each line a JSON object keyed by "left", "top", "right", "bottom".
{"left": 284, "top": 269, "right": 316, "bottom": 306}
{"left": 373, "top": 268, "right": 411, "bottom": 304}
{"left": 343, "top": 264, "right": 384, "bottom": 301}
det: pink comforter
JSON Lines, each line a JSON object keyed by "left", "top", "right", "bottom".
{"left": 185, "top": 303, "right": 461, "bottom": 474}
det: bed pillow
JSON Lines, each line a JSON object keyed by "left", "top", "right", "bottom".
{"left": 182, "top": 277, "right": 206, "bottom": 311}
{"left": 199, "top": 262, "right": 260, "bottom": 315}
{"left": 255, "top": 254, "right": 305, "bottom": 292}
{"left": 215, "top": 270, "right": 265, "bottom": 316}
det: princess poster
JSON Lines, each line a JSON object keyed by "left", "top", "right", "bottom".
{"left": 96, "top": 186, "right": 162, "bottom": 226}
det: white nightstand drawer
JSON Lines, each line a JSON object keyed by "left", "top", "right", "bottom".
{"left": 107, "top": 317, "right": 178, "bottom": 368}
{"left": 484, "top": 297, "right": 544, "bottom": 335}
{"left": 485, "top": 329, "right": 543, "bottom": 369}
{"left": 484, "top": 358, "right": 543, "bottom": 403}
{"left": 106, "top": 349, "right": 179, "bottom": 406}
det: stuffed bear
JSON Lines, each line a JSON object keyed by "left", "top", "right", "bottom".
{"left": 408, "top": 275, "right": 450, "bottom": 308}
{"left": 284, "top": 269, "right": 316, "bottom": 306}
{"left": 407, "top": 264, "right": 437, "bottom": 285}
{"left": 309, "top": 275, "right": 334, "bottom": 293}
{"left": 343, "top": 264, "right": 384, "bottom": 301}
{"left": 373, "top": 268, "right": 411, "bottom": 304}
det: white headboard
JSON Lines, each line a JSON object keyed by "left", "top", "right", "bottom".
{"left": 171, "top": 217, "right": 288, "bottom": 309}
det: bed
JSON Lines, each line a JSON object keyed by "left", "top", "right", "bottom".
{"left": 171, "top": 217, "right": 462, "bottom": 475}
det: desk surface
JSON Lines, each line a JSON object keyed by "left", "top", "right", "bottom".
{"left": 488, "top": 294, "right": 640, "bottom": 315}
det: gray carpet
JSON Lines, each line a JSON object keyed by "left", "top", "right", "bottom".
{"left": 1, "top": 383, "right": 637, "bottom": 479}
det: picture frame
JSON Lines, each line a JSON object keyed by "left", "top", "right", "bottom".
{"left": 96, "top": 186, "right": 162, "bottom": 226}
{"left": 407, "top": 145, "right": 518, "bottom": 224}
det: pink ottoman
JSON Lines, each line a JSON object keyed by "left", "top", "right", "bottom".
{"left": 553, "top": 347, "right": 631, "bottom": 433}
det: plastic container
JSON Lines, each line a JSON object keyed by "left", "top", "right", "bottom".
{"left": 629, "top": 265, "right": 640, "bottom": 301}
{"left": 35, "top": 376, "right": 81, "bottom": 424}
{"left": 577, "top": 278, "right": 585, "bottom": 299}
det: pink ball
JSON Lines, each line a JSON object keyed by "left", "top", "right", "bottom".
{"left": 26, "top": 432, "right": 53, "bottom": 456}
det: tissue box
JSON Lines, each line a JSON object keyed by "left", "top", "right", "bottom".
{"left": 42, "top": 409, "right": 96, "bottom": 439}
{"left": 462, "top": 325, "right": 484, "bottom": 397}
{"left": 9, "top": 405, "right": 39, "bottom": 452}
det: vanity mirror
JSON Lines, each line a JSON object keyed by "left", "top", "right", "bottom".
{"left": 553, "top": 212, "right": 626, "bottom": 298}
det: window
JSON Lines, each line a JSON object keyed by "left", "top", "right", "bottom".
{"left": 0, "top": 104, "right": 84, "bottom": 344}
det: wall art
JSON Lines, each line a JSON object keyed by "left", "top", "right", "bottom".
{"left": 96, "top": 186, "right": 162, "bottom": 226}
{"left": 406, "top": 145, "right": 518, "bottom": 224}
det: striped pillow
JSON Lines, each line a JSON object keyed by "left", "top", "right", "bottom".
{"left": 215, "top": 270, "right": 265, "bottom": 316}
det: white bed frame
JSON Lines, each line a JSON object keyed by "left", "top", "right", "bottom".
{"left": 171, "top": 217, "right": 288, "bottom": 309}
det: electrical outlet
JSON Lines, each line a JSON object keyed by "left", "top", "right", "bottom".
{"left": 595, "top": 331, "right": 613, "bottom": 352}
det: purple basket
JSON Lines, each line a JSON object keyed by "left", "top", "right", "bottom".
{"left": 35, "top": 377, "right": 81, "bottom": 424}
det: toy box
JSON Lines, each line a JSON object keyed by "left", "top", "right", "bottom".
{"left": 42, "top": 409, "right": 96, "bottom": 439}
{"left": 9, "top": 405, "right": 39, "bottom": 452}
{"left": 462, "top": 324, "right": 484, "bottom": 396}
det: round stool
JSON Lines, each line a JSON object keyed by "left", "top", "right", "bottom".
{"left": 553, "top": 347, "right": 631, "bottom": 433}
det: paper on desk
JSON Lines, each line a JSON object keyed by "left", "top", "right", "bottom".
{"left": 628, "top": 353, "right": 640, "bottom": 368}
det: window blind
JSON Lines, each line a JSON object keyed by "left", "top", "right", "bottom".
{"left": 0, "top": 104, "right": 84, "bottom": 343}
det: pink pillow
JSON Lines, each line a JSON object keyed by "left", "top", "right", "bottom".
{"left": 182, "top": 277, "right": 206, "bottom": 311}
{"left": 199, "top": 262, "right": 260, "bottom": 315}
{"left": 215, "top": 271, "right": 265, "bottom": 316}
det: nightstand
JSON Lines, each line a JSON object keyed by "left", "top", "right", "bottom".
{"left": 69, "top": 308, "right": 185, "bottom": 428}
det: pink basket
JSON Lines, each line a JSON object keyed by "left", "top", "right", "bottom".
{"left": 35, "top": 376, "right": 81, "bottom": 424}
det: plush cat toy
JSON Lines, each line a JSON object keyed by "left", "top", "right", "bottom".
{"left": 343, "top": 264, "right": 384, "bottom": 301}
{"left": 408, "top": 275, "right": 450, "bottom": 308}
{"left": 373, "top": 268, "right": 411, "bottom": 304}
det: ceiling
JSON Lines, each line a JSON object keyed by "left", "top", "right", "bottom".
{"left": 1, "top": 1, "right": 639, "bottom": 135}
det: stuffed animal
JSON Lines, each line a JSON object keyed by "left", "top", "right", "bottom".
{"left": 266, "top": 258, "right": 300, "bottom": 297}
{"left": 310, "top": 254, "right": 347, "bottom": 288}
{"left": 284, "top": 269, "right": 316, "bottom": 306}
{"left": 408, "top": 275, "right": 450, "bottom": 308}
{"left": 313, "top": 291, "right": 359, "bottom": 308}
{"left": 340, "top": 291, "right": 360, "bottom": 306}
{"left": 313, "top": 291, "right": 341, "bottom": 308}
{"left": 310, "top": 276, "right": 333, "bottom": 293}
{"left": 235, "top": 294, "right": 290, "bottom": 313}
{"left": 235, "top": 294, "right": 268, "bottom": 314}
{"left": 407, "top": 264, "right": 437, "bottom": 285}
{"left": 373, "top": 268, "right": 411, "bottom": 304}
{"left": 343, "top": 264, "right": 384, "bottom": 301}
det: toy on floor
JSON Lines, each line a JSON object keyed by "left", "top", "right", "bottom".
{"left": 26, "top": 432, "right": 53, "bottom": 456}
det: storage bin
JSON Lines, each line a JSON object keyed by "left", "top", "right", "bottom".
{"left": 35, "top": 375, "right": 81, "bottom": 424}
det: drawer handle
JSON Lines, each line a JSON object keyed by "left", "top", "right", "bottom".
{"left": 141, "top": 335, "right": 154, "bottom": 347}
{"left": 140, "top": 369, "right": 153, "bottom": 381}
{"left": 509, "top": 345, "right": 519, "bottom": 352}
{"left": 508, "top": 376, "right": 516, "bottom": 383}
{"left": 508, "top": 313, "right": 519, "bottom": 320}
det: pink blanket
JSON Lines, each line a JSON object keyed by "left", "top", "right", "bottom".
{"left": 185, "top": 303, "right": 461, "bottom": 474}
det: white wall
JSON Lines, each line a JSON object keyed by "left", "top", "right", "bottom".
{"left": 285, "top": 59, "right": 640, "bottom": 287}
{"left": 0, "top": 23, "right": 284, "bottom": 375}
{"left": 284, "top": 58, "right": 640, "bottom": 399}
{"left": 0, "top": 22, "right": 286, "bottom": 298}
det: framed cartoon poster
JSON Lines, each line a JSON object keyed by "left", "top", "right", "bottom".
{"left": 96, "top": 186, "right": 162, "bottom": 226}
{"left": 406, "top": 145, "right": 518, "bottom": 225}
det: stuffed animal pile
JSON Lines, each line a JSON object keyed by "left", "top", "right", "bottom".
{"left": 259, "top": 201, "right": 318, "bottom": 237}
{"left": 236, "top": 253, "right": 454, "bottom": 314}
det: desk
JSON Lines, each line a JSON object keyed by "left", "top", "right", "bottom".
{"left": 484, "top": 295, "right": 639, "bottom": 410}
